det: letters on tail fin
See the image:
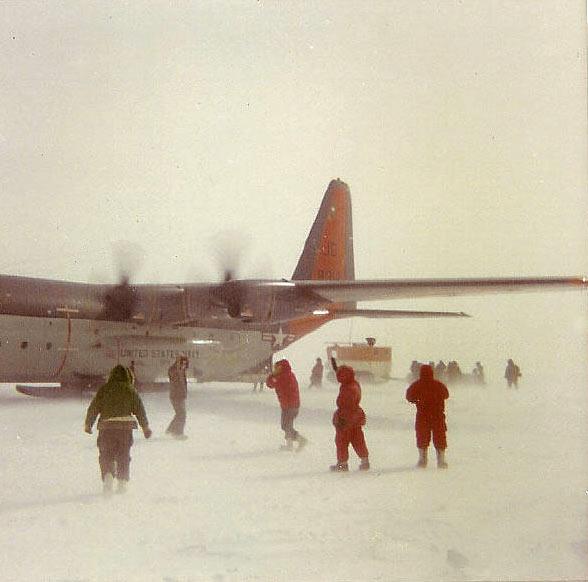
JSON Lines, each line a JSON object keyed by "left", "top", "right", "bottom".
{"left": 292, "top": 179, "right": 355, "bottom": 283}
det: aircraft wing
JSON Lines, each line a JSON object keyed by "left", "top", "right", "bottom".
{"left": 329, "top": 308, "right": 470, "bottom": 318}
{"left": 286, "top": 276, "right": 587, "bottom": 304}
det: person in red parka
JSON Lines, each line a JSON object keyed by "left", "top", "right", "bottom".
{"left": 406, "top": 364, "right": 449, "bottom": 469}
{"left": 266, "top": 359, "right": 307, "bottom": 451}
{"left": 330, "top": 365, "right": 370, "bottom": 472}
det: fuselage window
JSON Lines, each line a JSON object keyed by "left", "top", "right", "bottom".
{"left": 46, "top": 342, "right": 52, "bottom": 350}
{"left": 21, "top": 341, "right": 28, "bottom": 349}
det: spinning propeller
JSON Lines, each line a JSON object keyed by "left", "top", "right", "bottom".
{"left": 207, "top": 231, "right": 268, "bottom": 320}
{"left": 99, "top": 241, "right": 145, "bottom": 321}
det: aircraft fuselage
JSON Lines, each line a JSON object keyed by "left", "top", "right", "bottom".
{"left": 0, "top": 311, "right": 281, "bottom": 386}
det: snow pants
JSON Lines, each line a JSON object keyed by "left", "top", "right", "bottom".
{"left": 280, "top": 407, "right": 299, "bottom": 440}
{"left": 97, "top": 429, "right": 133, "bottom": 481}
{"left": 415, "top": 415, "right": 447, "bottom": 450}
{"left": 335, "top": 426, "right": 369, "bottom": 463}
{"left": 166, "top": 397, "right": 187, "bottom": 435}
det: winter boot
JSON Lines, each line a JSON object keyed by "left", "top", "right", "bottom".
{"left": 102, "top": 472, "right": 114, "bottom": 495}
{"left": 295, "top": 435, "right": 308, "bottom": 452}
{"left": 280, "top": 439, "right": 294, "bottom": 451}
{"left": 359, "top": 457, "right": 370, "bottom": 471}
{"left": 417, "top": 448, "right": 428, "bottom": 468}
{"left": 329, "top": 462, "right": 349, "bottom": 472}
{"left": 436, "top": 449, "right": 448, "bottom": 469}
{"left": 116, "top": 479, "right": 128, "bottom": 494}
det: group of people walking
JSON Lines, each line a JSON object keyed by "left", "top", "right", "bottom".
{"left": 84, "top": 352, "right": 456, "bottom": 494}
{"left": 265, "top": 357, "right": 369, "bottom": 471}
{"left": 410, "top": 359, "right": 482, "bottom": 385}
{"left": 266, "top": 356, "right": 450, "bottom": 472}
{"left": 409, "top": 358, "right": 521, "bottom": 388}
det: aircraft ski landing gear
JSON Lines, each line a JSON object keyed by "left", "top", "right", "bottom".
{"left": 16, "top": 377, "right": 103, "bottom": 398}
{"left": 16, "top": 384, "right": 83, "bottom": 398}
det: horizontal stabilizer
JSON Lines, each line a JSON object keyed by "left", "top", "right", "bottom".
{"left": 330, "top": 309, "right": 470, "bottom": 319}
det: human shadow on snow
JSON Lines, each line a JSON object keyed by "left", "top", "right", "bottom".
{"left": 188, "top": 447, "right": 284, "bottom": 462}
{"left": 259, "top": 463, "right": 417, "bottom": 481}
{"left": 0, "top": 493, "right": 99, "bottom": 515}
{"left": 175, "top": 386, "right": 412, "bottom": 432}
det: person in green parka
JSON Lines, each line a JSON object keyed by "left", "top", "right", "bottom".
{"left": 85, "top": 364, "right": 152, "bottom": 494}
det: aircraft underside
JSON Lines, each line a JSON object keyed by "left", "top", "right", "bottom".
{"left": 0, "top": 314, "right": 277, "bottom": 387}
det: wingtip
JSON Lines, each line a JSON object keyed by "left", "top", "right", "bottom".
{"left": 570, "top": 276, "right": 588, "bottom": 287}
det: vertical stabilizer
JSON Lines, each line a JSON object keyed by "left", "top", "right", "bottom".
{"left": 292, "top": 179, "right": 355, "bottom": 282}
{"left": 281, "top": 180, "right": 355, "bottom": 345}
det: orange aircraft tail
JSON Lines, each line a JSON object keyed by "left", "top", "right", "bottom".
{"left": 286, "top": 179, "right": 355, "bottom": 342}
{"left": 292, "top": 179, "right": 355, "bottom": 283}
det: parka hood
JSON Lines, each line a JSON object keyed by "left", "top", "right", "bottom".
{"left": 275, "top": 359, "right": 292, "bottom": 374}
{"left": 105, "top": 364, "right": 134, "bottom": 389}
{"left": 336, "top": 365, "right": 355, "bottom": 384}
{"left": 108, "top": 364, "right": 130, "bottom": 383}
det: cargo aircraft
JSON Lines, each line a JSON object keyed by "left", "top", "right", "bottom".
{"left": 1, "top": 179, "right": 585, "bottom": 396}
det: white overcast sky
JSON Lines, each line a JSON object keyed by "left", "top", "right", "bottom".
{"left": 1, "top": 1, "right": 587, "bottom": 284}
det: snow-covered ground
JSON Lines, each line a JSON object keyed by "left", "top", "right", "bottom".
{"left": 0, "top": 357, "right": 586, "bottom": 581}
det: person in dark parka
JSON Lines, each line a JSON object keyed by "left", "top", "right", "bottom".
{"left": 330, "top": 365, "right": 369, "bottom": 472}
{"left": 472, "top": 361, "right": 485, "bottom": 385}
{"left": 504, "top": 359, "right": 521, "bottom": 388}
{"left": 266, "top": 359, "right": 307, "bottom": 451}
{"left": 85, "top": 365, "right": 152, "bottom": 494}
{"left": 406, "top": 364, "right": 449, "bottom": 469}
{"left": 309, "top": 357, "right": 324, "bottom": 389}
{"left": 166, "top": 356, "right": 189, "bottom": 439}
{"left": 434, "top": 360, "right": 447, "bottom": 382}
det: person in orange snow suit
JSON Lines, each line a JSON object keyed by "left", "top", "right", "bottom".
{"left": 406, "top": 364, "right": 449, "bottom": 469}
{"left": 330, "top": 365, "right": 370, "bottom": 472}
{"left": 266, "top": 359, "right": 307, "bottom": 451}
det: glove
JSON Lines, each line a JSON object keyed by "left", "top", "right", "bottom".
{"left": 84, "top": 425, "right": 92, "bottom": 434}
{"left": 143, "top": 427, "right": 153, "bottom": 439}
